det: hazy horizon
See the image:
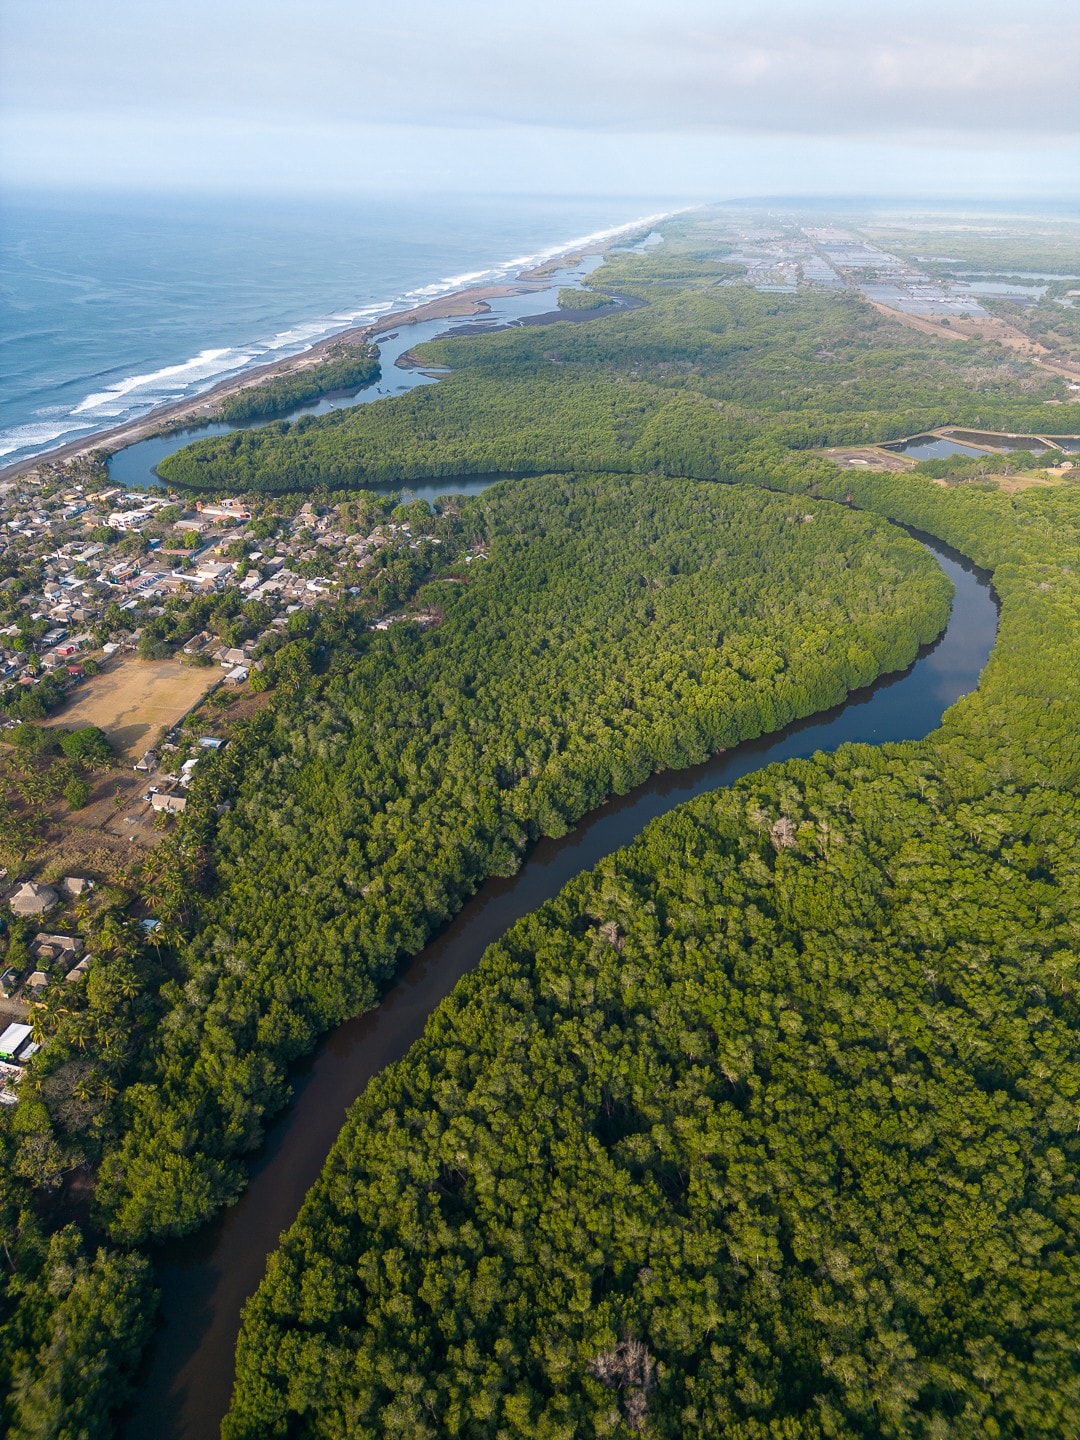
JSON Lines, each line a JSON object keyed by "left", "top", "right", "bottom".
{"left": 2, "top": 0, "right": 1076, "bottom": 203}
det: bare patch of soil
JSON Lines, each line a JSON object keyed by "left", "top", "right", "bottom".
{"left": 870, "top": 304, "right": 1080, "bottom": 384}
{"left": 821, "top": 446, "right": 917, "bottom": 473}
{"left": 43, "top": 659, "right": 219, "bottom": 760}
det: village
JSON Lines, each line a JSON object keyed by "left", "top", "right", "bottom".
{"left": 0, "top": 874, "right": 96, "bottom": 1097}
{"left": 0, "top": 461, "right": 433, "bottom": 709}
{"left": 0, "top": 459, "right": 466, "bottom": 1099}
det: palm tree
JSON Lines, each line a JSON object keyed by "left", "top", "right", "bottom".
{"left": 98, "top": 1035, "right": 127, "bottom": 1072}
{"left": 93, "top": 911, "right": 136, "bottom": 959}
{"left": 28, "top": 1003, "right": 49, "bottom": 1047}
{"left": 110, "top": 965, "right": 140, "bottom": 1003}
{"left": 66, "top": 1011, "right": 93, "bottom": 1051}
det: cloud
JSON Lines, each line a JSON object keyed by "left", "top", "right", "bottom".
{"left": 2, "top": 0, "right": 1076, "bottom": 142}
{"left": 3, "top": 108, "right": 1075, "bottom": 202}
{"left": 625, "top": 21, "right": 1074, "bottom": 135}
{"left": 1, "top": 0, "right": 1075, "bottom": 197}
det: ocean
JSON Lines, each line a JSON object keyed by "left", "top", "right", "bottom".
{"left": 0, "top": 190, "right": 677, "bottom": 467}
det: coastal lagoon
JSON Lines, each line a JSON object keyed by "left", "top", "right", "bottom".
{"left": 885, "top": 435, "right": 989, "bottom": 459}
{"left": 944, "top": 430, "right": 1052, "bottom": 452}
{"left": 0, "top": 191, "right": 675, "bottom": 467}
{"left": 106, "top": 256, "right": 606, "bottom": 491}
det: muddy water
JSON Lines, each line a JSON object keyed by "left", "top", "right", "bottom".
{"left": 123, "top": 533, "right": 997, "bottom": 1440}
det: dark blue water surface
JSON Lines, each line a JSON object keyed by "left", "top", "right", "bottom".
{"left": 0, "top": 191, "right": 673, "bottom": 466}
{"left": 886, "top": 435, "right": 989, "bottom": 459}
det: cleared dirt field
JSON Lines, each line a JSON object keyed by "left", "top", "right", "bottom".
{"left": 45, "top": 659, "right": 219, "bottom": 758}
{"left": 822, "top": 446, "right": 916, "bottom": 473}
{"left": 869, "top": 303, "right": 1080, "bottom": 384}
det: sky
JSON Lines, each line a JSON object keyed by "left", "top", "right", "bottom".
{"left": 1, "top": 0, "right": 1077, "bottom": 201}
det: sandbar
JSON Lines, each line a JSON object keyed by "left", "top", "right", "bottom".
{"left": 0, "top": 218, "right": 658, "bottom": 484}
{"left": 0, "top": 286, "right": 537, "bottom": 483}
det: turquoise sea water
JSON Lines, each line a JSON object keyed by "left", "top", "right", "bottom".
{"left": 0, "top": 190, "right": 675, "bottom": 466}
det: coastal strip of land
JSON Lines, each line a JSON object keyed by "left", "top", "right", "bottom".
{"left": 0, "top": 212, "right": 669, "bottom": 486}
{"left": 0, "top": 285, "right": 542, "bottom": 484}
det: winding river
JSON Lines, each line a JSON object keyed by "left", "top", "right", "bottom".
{"left": 123, "top": 530, "right": 998, "bottom": 1440}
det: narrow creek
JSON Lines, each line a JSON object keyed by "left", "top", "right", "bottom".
{"left": 123, "top": 532, "right": 998, "bottom": 1439}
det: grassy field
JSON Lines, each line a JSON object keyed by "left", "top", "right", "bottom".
{"left": 45, "top": 658, "right": 219, "bottom": 758}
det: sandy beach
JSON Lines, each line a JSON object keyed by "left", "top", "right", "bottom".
{"left": 0, "top": 282, "right": 543, "bottom": 484}
{"left": 0, "top": 222, "right": 655, "bottom": 486}
{"left": 0, "top": 205, "right": 671, "bottom": 488}
{"left": 0, "top": 207, "right": 670, "bottom": 487}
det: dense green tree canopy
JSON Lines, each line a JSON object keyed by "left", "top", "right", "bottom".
{"left": 158, "top": 278, "right": 1079, "bottom": 494}
{"left": 557, "top": 287, "right": 616, "bottom": 310}
{"left": 5, "top": 231, "right": 1080, "bottom": 1440}
{"left": 228, "top": 751, "right": 1080, "bottom": 1437}
{"left": 226, "top": 472, "right": 1080, "bottom": 1440}
{"left": 94, "top": 474, "right": 946, "bottom": 1244}
{"left": 216, "top": 344, "right": 380, "bottom": 424}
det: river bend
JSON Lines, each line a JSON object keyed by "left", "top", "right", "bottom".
{"left": 124, "top": 531, "right": 998, "bottom": 1440}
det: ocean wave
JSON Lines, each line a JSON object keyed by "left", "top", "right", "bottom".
{"left": 5, "top": 207, "right": 680, "bottom": 468}
{"left": 260, "top": 322, "right": 342, "bottom": 353}
{"left": 499, "top": 210, "right": 678, "bottom": 273}
{"left": 439, "top": 268, "right": 497, "bottom": 287}
{"left": 404, "top": 282, "right": 454, "bottom": 299}
{"left": 0, "top": 415, "right": 99, "bottom": 459}
{"left": 389, "top": 211, "right": 677, "bottom": 309}
{"left": 402, "top": 269, "right": 501, "bottom": 302}
{"left": 329, "top": 301, "right": 396, "bottom": 324}
{"left": 72, "top": 347, "right": 256, "bottom": 416}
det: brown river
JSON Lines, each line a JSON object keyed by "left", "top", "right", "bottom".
{"left": 122, "top": 531, "right": 998, "bottom": 1439}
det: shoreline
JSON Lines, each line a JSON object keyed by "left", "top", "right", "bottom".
{"left": 0, "top": 284, "right": 534, "bottom": 484}
{"left": 0, "top": 212, "right": 671, "bottom": 485}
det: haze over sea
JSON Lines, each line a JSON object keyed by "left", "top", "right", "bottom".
{"left": 0, "top": 190, "right": 675, "bottom": 467}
